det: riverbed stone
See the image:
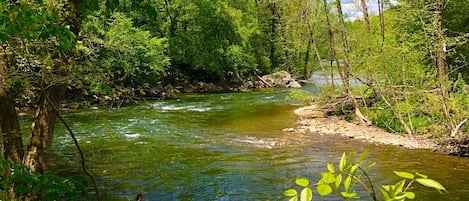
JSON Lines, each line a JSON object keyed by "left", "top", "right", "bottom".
{"left": 294, "top": 105, "right": 324, "bottom": 118}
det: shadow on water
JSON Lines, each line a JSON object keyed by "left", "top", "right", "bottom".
{"left": 45, "top": 87, "right": 469, "bottom": 201}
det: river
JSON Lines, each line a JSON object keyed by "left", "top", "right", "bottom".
{"left": 45, "top": 85, "right": 469, "bottom": 201}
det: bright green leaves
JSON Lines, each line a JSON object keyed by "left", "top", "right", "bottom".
{"left": 98, "top": 12, "right": 169, "bottom": 85}
{"left": 300, "top": 188, "right": 313, "bottom": 201}
{"left": 381, "top": 171, "right": 446, "bottom": 201}
{"left": 283, "top": 189, "right": 298, "bottom": 197}
{"left": 284, "top": 178, "right": 312, "bottom": 201}
{"left": 316, "top": 184, "right": 332, "bottom": 196}
{"left": 338, "top": 152, "right": 347, "bottom": 171}
{"left": 296, "top": 178, "right": 310, "bottom": 187}
{"left": 0, "top": 1, "right": 76, "bottom": 52}
{"left": 283, "top": 152, "right": 446, "bottom": 201}
{"left": 415, "top": 178, "right": 446, "bottom": 192}
{"left": 394, "top": 171, "right": 415, "bottom": 180}
{"left": 317, "top": 172, "right": 334, "bottom": 196}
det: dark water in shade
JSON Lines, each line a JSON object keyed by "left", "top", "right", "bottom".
{"left": 43, "top": 86, "right": 468, "bottom": 201}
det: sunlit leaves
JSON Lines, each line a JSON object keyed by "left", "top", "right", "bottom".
{"left": 296, "top": 178, "right": 309, "bottom": 187}
{"left": 300, "top": 188, "right": 313, "bottom": 201}
{"left": 283, "top": 152, "right": 446, "bottom": 201}
{"left": 283, "top": 189, "right": 298, "bottom": 197}
{"left": 316, "top": 184, "right": 332, "bottom": 196}
{"left": 416, "top": 178, "right": 447, "bottom": 192}
{"left": 338, "top": 153, "right": 346, "bottom": 171}
{"left": 394, "top": 171, "right": 415, "bottom": 180}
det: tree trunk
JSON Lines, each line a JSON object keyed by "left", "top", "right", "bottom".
{"left": 322, "top": 0, "right": 337, "bottom": 88}
{"left": 23, "top": 0, "right": 83, "bottom": 173}
{"left": 0, "top": 46, "right": 24, "bottom": 163}
{"left": 307, "top": 23, "right": 329, "bottom": 85}
{"left": 377, "top": 0, "right": 413, "bottom": 135}
{"left": 359, "top": 0, "right": 373, "bottom": 85}
{"left": 23, "top": 85, "right": 65, "bottom": 173}
{"left": 433, "top": 0, "right": 455, "bottom": 135}
{"left": 303, "top": 30, "right": 312, "bottom": 79}
{"left": 269, "top": 2, "right": 277, "bottom": 71}
{"left": 434, "top": 0, "right": 448, "bottom": 81}
{"left": 335, "top": 0, "right": 370, "bottom": 124}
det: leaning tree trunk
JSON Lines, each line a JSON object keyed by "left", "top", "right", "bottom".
{"left": 23, "top": 0, "right": 83, "bottom": 173}
{"left": 376, "top": 0, "right": 413, "bottom": 136}
{"left": 0, "top": 45, "right": 24, "bottom": 163}
{"left": 23, "top": 85, "right": 65, "bottom": 173}
{"left": 335, "top": 0, "right": 370, "bottom": 124}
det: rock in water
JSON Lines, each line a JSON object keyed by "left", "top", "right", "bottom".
{"left": 261, "top": 71, "right": 301, "bottom": 88}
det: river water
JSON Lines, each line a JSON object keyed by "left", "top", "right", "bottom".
{"left": 47, "top": 86, "right": 469, "bottom": 201}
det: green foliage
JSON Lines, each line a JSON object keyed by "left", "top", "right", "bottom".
{"left": 0, "top": 1, "right": 76, "bottom": 52}
{"left": 287, "top": 89, "right": 314, "bottom": 105}
{"left": 0, "top": 160, "right": 87, "bottom": 201}
{"left": 283, "top": 152, "right": 446, "bottom": 201}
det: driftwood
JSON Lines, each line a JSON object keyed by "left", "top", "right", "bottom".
{"left": 440, "top": 135, "right": 469, "bottom": 157}
{"left": 254, "top": 73, "right": 273, "bottom": 87}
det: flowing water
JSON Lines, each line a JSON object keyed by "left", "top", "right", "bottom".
{"left": 44, "top": 86, "right": 469, "bottom": 201}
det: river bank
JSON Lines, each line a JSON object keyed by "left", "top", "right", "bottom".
{"left": 286, "top": 116, "right": 437, "bottom": 150}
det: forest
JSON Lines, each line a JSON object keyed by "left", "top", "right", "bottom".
{"left": 0, "top": 0, "right": 468, "bottom": 200}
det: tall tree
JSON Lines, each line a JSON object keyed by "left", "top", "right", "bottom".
{"left": 335, "top": 0, "right": 369, "bottom": 124}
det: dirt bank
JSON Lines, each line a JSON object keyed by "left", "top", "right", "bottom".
{"left": 286, "top": 116, "right": 438, "bottom": 150}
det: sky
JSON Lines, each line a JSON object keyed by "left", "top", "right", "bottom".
{"left": 339, "top": 0, "right": 399, "bottom": 21}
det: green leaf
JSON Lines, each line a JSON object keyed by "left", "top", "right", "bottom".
{"left": 320, "top": 172, "right": 335, "bottom": 184}
{"left": 327, "top": 162, "right": 335, "bottom": 173}
{"left": 358, "top": 149, "right": 370, "bottom": 165}
{"left": 335, "top": 174, "right": 342, "bottom": 189}
{"left": 350, "top": 164, "right": 358, "bottom": 175}
{"left": 283, "top": 189, "right": 298, "bottom": 197}
{"left": 415, "top": 178, "right": 447, "bottom": 192}
{"left": 344, "top": 175, "right": 352, "bottom": 192}
{"left": 365, "top": 162, "right": 376, "bottom": 171}
{"left": 341, "top": 191, "right": 359, "bottom": 198}
{"left": 317, "top": 184, "right": 332, "bottom": 196}
{"left": 338, "top": 153, "right": 346, "bottom": 171}
{"left": 380, "top": 187, "right": 392, "bottom": 200}
{"left": 288, "top": 196, "right": 298, "bottom": 201}
{"left": 381, "top": 185, "right": 391, "bottom": 191}
{"left": 405, "top": 192, "right": 416, "bottom": 199}
{"left": 394, "top": 180, "right": 406, "bottom": 195}
{"left": 349, "top": 152, "right": 356, "bottom": 164}
{"left": 296, "top": 178, "right": 309, "bottom": 187}
{"left": 415, "top": 172, "right": 428, "bottom": 178}
{"left": 300, "top": 187, "right": 313, "bottom": 201}
{"left": 394, "top": 171, "right": 414, "bottom": 179}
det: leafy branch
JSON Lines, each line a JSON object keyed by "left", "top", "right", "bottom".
{"left": 283, "top": 152, "right": 446, "bottom": 201}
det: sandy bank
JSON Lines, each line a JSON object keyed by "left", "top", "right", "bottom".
{"left": 286, "top": 116, "right": 437, "bottom": 150}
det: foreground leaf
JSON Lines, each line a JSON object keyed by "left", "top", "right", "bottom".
{"left": 317, "top": 184, "right": 332, "bottom": 196}
{"left": 335, "top": 174, "right": 342, "bottom": 189}
{"left": 405, "top": 192, "right": 416, "bottom": 199}
{"left": 283, "top": 189, "right": 298, "bottom": 197}
{"left": 416, "top": 178, "right": 447, "bottom": 192}
{"left": 341, "top": 191, "right": 359, "bottom": 198}
{"left": 320, "top": 172, "right": 335, "bottom": 184}
{"left": 394, "top": 171, "right": 414, "bottom": 180}
{"left": 300, "top": 187, "right": 313, "bottom": 201}
{"left": 339, "top": 153, "right": 346, "bottom": 171}
{"left": 415, "top": 172, "right": 428, "bottom": 178}
{"left": 296, "top": 178, "right": 309, "bottom": 187}
{"left": 327, "top": 162, "right": 335, "bottom": 173}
